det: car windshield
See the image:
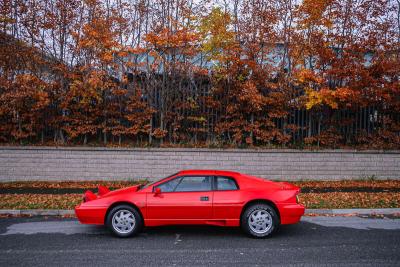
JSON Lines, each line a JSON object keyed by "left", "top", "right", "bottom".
{"left": 139, "top": 172, "right": 179, "bottom": 190}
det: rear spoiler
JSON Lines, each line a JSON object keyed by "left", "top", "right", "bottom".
{"left": 277, "top": 182, "right": 301, "bottom": 192}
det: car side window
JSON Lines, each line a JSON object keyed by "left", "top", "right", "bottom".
{"left": 174, "top": 176, "right": 212, "bottom": 192}
{"left": 216, "top": 176, "right": 238, "bottom": 190}
{"left": 155, "top": 177, "right": 182, "bottom": 192}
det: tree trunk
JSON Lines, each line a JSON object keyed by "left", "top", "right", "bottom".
{"left": 59, "top": 129, "right": 65, "bottom": 144}
{"left": 149, "top": 116, "right": 153, "bottom": 145}
{"left": 160, "top": 112, "right": 164, "bottom": 145}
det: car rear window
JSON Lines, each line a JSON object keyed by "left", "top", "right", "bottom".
{"left": 216, "top": 176, "right": 238, "bottom": 190}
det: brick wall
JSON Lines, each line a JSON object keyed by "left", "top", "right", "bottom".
{"left": 0, "top": 147, "right": 399, "bottom": 181}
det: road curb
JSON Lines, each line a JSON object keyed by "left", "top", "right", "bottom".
{"left": 305, "top": 208, "right": 400, "bottom": 215}
{"left": 0, "top": 208, "right": 399, "bottom": 216}
{"left": 0, "top": 209, "right": 75, "bottom": 216}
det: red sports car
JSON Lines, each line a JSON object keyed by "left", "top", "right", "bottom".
{"left": 75, "top": 170, "right": 304, "bottom": 238}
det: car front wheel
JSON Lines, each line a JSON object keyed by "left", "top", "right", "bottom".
{"left": 241, "top": 203, "right": 279, "bottom": 238}
{"left": 106, "top": 205, "right": 143, "bottom": 237}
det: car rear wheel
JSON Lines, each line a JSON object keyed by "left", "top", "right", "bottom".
{"left": 106, "top": 205, "right": 143, "bottom": 237}
{"left": 241, "top": 203, "right": 279, "bottom": 238}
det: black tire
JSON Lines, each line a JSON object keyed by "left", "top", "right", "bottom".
{"left": 241, "top": 203, "right": 280, "bottom": 238}
{"left": 106, "top": 205, "right": 143, "bottom": 237}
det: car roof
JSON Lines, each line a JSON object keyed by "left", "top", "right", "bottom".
{"left": 177, "top": 169, "right": 241, "bottom": 177}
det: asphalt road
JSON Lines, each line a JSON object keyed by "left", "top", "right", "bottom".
{"left": 0, "top": 216, "right": 399, "bottom": 266}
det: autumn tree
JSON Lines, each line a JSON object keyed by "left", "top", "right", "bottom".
{"left": 0, "top": 0, "right": 398, "bottom": 148}
{"left": 142, "top": 0, "right": 208, "bottom": 144}
{"left": 294, "top": 0, "right": 400, "bottom": 147}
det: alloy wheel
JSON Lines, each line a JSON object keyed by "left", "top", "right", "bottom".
{"left": 248, "top": 209, "right": 272, "bottom": 234}
{"left": 112, "top": 209, "right": 136, "bottom": 234}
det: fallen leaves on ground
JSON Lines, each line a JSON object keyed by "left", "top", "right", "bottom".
{"left": 0, "top": 194, "right": 81, "bottom": 209}
{"left": 0, "top": 180, "right": 399, "bottom": 210}
{"left": 299, "top": 192, "right": 400, "bottom": 209}
{"left": 0, "top": 181, "right": 145, "bottom": 189}
{"left": 293, "top": 180, "right": 400, "bottom": 189}
{"left": 0, "top": 192, "right": 398, "bottom": 210}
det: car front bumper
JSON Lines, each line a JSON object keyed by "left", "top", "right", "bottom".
{"left": 75, "top": 204, "right": 108, "bottom": 225}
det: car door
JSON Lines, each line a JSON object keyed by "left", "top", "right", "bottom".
{"left": 146, "top": 176, "right": 213, "bottom": 222}
{"left": 212, "top": 176, "right": 243, "bottom": 223}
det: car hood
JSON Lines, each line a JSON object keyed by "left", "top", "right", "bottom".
{"left": 101, "top": 185, "right": 141, "bottom": 198}
{"left": 83, "top": 184, "right": 142, "bottom": 202}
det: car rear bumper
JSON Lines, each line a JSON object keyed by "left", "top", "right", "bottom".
{"left": 279, "top": 203, "right": 305, "bottom": 225}
{"left": 75, "top": 204, "right": 107, "bottom": 225}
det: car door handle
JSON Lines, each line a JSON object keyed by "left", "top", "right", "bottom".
{"left": 200, "top": 196, "right": 209, "bottom": 201}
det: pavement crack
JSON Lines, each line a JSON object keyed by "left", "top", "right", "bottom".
{"left": 174, "top": 233, "right": 182, "bottom": 245}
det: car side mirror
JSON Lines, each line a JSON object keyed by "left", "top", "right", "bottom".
{"left": 154, "top": 187, "right": 161, "bottom": 196}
